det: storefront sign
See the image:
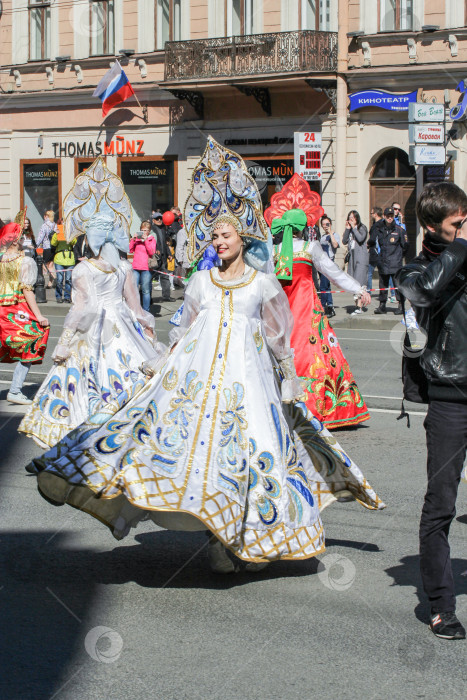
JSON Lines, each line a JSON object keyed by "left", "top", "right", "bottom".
{"left": 423, "top": 163, "right": 454, "bottom": 185}
{"left": 349, "top": 89, "right": 417, "bottom": 112}
{"left": 52, "top": 137, "right": 145, "bottom": 158}
{"left": 409, "top": 144, "right": 446, "bottom": 166}
{"left": 245, "top": 160, "right": 294, "bottom": 184}
{"left": 294, "top": 132, "right": 322, "bottom": 181}
{"left": 224, "top": 137, "right": 293, "bottom": 147}
{"left": 408, "top": 124, "right": 444, "bottom": 144}
{"left": 121, "top": 163, "right": 169, "bottom": 184}
{"left": 408, "top": 102, "right": 444, "bottom": 122}
{"left": 24, "top": 163, "right": 58, "bottom": 185}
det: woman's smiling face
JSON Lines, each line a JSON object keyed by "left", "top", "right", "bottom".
{"left": 211, "top": 223, "right": 243, "bottom": 262}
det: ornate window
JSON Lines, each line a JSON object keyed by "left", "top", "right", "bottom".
{"left": 379, "top": 0, "right": 414, "bottom": 31}
{"left": 90, "top": 0, "right": 115, "bottom": 56}
{"left": 29, "top": 0, "right": 51, "bottom": 61}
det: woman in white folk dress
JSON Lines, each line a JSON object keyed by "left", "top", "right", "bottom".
{"left": 28, "top": 138, "right": 384, "bottom": 573}
{"left": 20, "top": 158, "right": 165, "bottom": 448}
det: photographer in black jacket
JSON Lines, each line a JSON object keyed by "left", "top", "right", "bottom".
{"left": 396, "top": 182, "right": 467, "bottom": 641}
{"left": 371, "top": 206, "right": 409, "bottom": 315}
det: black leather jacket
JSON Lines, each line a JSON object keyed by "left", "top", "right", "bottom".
{"left": 395, "top": 235, "right": 467, "bottom": 402}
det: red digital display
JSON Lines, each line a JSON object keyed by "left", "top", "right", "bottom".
{"left": 305, "top": 150, "right": 321, "bottom": 170}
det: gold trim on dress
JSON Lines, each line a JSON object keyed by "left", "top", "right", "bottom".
{"left": 209, "top": 268, "right": 257, "bottom": 290}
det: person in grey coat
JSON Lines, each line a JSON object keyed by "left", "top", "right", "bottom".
{"left": 343, "top": 210, "right": 369, "bottom": 315}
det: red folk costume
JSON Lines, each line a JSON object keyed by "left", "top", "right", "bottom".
{"left": 0, "top": 223, "right": 49, "bottom": 364}
{"left": 265, "top": 175, "right": 369, "bottom": 429}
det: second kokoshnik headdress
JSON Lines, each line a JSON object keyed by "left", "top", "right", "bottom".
{"left": 184, "top": 136, "right": 271, "bottom": 269}
{"left": 264, "top": 173, "right": 324, "bottom": 282}
{"left": 63, "top": 157, "right": 132, "bottom": 267}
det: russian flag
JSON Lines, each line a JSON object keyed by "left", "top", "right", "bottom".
{"left": 93, "top": 60, "right": 135, "bottom": 118}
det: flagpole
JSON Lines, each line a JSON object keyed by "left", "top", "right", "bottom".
{"left": 134, "top": 93, "right": 148, "bottom": 123}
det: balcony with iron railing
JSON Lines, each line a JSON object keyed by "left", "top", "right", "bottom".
{"left": 163, "top": 30, "right": 338, "bottom": 84}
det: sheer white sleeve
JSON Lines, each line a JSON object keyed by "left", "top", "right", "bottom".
{"left": 168, "top": 274, "right": 202, "bottom": 346}
{"left": 52, "top": 263, "right": 97, "bottom": 361}
{"left": 309, "top": 241, "right": 363, "bottom": 294}
{"left": 122, "top": 261, "right": 155, "bottom": 333}
{"left": 19, "top": 256, "right": 38, "bottom": 289}
{"left": 260, "top": 274, "right": 306, "bottom": 403}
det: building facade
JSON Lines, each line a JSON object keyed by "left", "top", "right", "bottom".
{"left": 0, "top": 0, "right": 466, "bottom": 254}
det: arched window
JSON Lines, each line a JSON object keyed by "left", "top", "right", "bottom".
{"left": 371, "top": 148, "right": 415, "bottom": 180}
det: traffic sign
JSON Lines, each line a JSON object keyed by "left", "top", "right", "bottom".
{"left": 409, "top": 124, "right": 444, "bottom": 144}
{"left": 294, "top": 132, "right": 322, "bottom": 181}
{"left": 408, "top": 102, "right": 444, "bottom": 122}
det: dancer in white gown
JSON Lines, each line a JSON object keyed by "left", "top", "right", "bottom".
{"left": 20, "top": 159, "right": 165, "bottom": 448}
{"left": 29, "top": 138, "right": 384, "bottom": 573}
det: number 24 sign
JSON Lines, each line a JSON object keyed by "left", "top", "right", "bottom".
{"left": 294, "top": 132, "right": 322, "bottom": 181}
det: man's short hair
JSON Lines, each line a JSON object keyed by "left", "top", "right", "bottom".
{"left": 373, "top": 206, "right": 383, "bottom": 218}
{"left": 416, "top": 182, "right": 467, "bottom": 230}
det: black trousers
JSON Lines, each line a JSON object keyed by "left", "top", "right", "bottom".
{"left": 378, "top": 272, "right": 400, "bottom": 303}
{"left": 420, "top": 400, "right": 467, "bottom": 613}
{"left": 151, "top": 268, "right": 171, "bottom": 300}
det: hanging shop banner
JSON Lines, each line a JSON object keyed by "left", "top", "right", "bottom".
{"left": 349, "top": 89, "right": 417, "bottom": 112}
{"left": 294, "top": 132, "right": 322, "bottom": 181}
{"left": 408, "top": 124, "right": 444, "bottom": 144}
{"left": 408, "top": 102, "right": 444, "bottom": 122}
{"left": 423, "top": 163, "right": 454, "bottom": 185}
{"left": 409, "top": 145, "right": 446, "bottom": 166}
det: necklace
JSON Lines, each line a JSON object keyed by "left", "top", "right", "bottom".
{"left": 88, "top": 259, "right": 115, "bottom": 274}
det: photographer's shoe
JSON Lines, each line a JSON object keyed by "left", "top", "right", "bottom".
{"left": 393, "top": 304, "right": 403, "bottom": 315}
{"left": 374, "top": 303, "right": 387, "bottom": 315}
{"left": 430, "top": 612, "right": 466, "bottom": 640}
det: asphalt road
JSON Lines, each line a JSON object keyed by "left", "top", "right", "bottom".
{"left": 1, "top": 289, "right": 466, "bottom": 700}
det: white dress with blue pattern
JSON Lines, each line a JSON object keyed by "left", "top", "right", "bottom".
{"left": 20, "top": 259, "right": 162, "bottom": 448}
{"left": 33, "top": 266, "right": 384, "bottom": 562}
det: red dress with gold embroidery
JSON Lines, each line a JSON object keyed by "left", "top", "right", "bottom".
{"left": 0, "top": 252, "right": 49, "bottom": 363}
{"left": 278, "top": 242, "right": 370, "bottom": 429}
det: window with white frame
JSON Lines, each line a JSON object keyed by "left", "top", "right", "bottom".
{"left": 90, "top": 0, "right": 115, "bottom": 55}
{"left": 156, "top": 0, "right": 182, "bottom": 46}
{"left": 379, "top": 0, "right": 414, "bottom": 31}
{"left": 29, "top": 0, "right": 51, "bottom": 61}
{"left": 227, "top": 0, "right": 261, "bottom": 35}
{"left": 301, "top": 0, "right": 333, "bottom": 30}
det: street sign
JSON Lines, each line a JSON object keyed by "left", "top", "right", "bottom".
{"left": 408, "top": 102, "right": 444, "bottom": 122}
{"left": 409, "top": 144, "right": 446, "bottom": 166}
{"left": 408, "top": 124, "right": 444, "bottom": 144}
{"left": 294, "top": 132, "right": 322, "bottom": 181}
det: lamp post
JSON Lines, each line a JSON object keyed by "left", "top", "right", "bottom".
{"left": 35, "top": 247, "right": 47, "bottom": 304}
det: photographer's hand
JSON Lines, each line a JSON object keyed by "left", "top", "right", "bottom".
{"left": 456, "top": 217, "right": 467, "bottom": 241}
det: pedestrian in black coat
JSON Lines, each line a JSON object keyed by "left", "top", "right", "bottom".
{"left": 370, "top": 206, "right": 409, "bottom": 314}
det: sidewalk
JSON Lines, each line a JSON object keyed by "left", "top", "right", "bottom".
{"left": 327, "top": 292, "right": 406, "bottom": 330}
